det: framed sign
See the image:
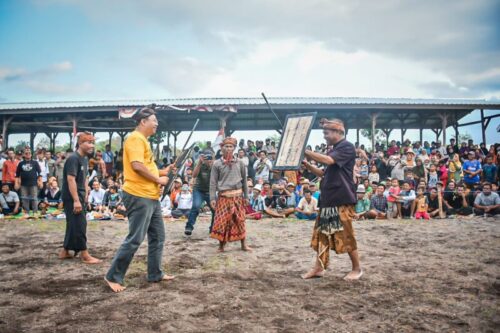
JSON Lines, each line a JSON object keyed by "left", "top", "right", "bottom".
{"left": 273, "top": 112, "right": 317, "bottom": 170}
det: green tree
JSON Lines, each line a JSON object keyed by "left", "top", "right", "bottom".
{"left": 360, "top": 129, "right": 386, "bottom": 150}
{"left": 14, "top": 140, "right": 30, "bottom": 152}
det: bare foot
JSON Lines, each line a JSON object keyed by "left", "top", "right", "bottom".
{"left": 161, "top": 275, "right": 175, "bottom": 281}
{"left": 241, "top": 246, "right": 253, "bottom": 252}
{"left": 217, "top": 247, "right": 225, "bottom": 253}
{"left": 302, "top": 268, "right": 325, "bottom": 279}
{"left": 58, "top": 249, "right": 73, "bottom": 260}
{"left": 343, "top": 269, "right": 363, "bottom": 281}
{"left": 81, "top": 255, "right": 102, "bottom": 264}
{"left": 104, "top": 277, "right": 126, "bottom": 293}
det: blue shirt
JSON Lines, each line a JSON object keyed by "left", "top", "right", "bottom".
{"left": 482, "top": 164, "right": 497, "bottom": 183}
{"left": 463, "top": 160, "right": 481, "bottom": 184}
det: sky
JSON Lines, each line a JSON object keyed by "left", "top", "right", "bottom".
{"left": 1, "top": 0, "right": 499, "bottom": 148}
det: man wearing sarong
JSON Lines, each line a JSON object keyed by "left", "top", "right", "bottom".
{"left": 301, "top": 118, "right": 363, "bottom": 280}
{"left": 209, "top": 137, "right": 251, "bottom": 252}
{"left": 105, "top": 107, "right": 175, "bottom": 293}
{"left": 59, "top": 132, "right": 101, "bottom": 264}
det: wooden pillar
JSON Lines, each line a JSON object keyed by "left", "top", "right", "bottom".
{"left": 439, "top": 112, "right": 448, "bottom": 145}
{"left": 276, "top": 129, "right": 282, "bottom": 135}
{"left": 108, "top": 131, "right": 114, "bottom": 146}
{"left": 2, "top": 116, "right": 13, "bottom": 149}
{"left": 381, "top": 129, "right": 392, "bottom": 147}
{"left": 356, "top": 128, "right": 360, "bottom": 144}
{"left": 480, "top": 109, "right": 486, "bottom": 144}
{"left": 453, "top": 124, "right": 459, "bottom": 141}
{"left": 371, "top": 113, "right": 378, "bottom": 152}
{"left": 68, "top": 132, "right": 73, "bottom": 149}
{"left": 172, "top": 131, "right": 180, "bottom": 155}
{"left": 419, "top": 128, "right": 423, "bottom": 143}
{"left": 30, "top": 132, "right": 37, "bottom": 150}
{"left": 167, "top": 131, "right": 171, "bottom": 149}
{"left": 401, "top": 129, "right": 407, "bottom": 143}
{"left": 117, "top": 131, "right": 127, "bottom": 148}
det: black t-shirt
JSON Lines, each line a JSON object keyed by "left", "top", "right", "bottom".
{"left": 62, "top": 152, "right": 88, "bottom": 201}
{"left": 427, "top": 195, "right": 440, "bottom": 210}
{"left": 15, "top": 160, "right": 41, "bottom": 187}
{"left": 319, "top": 139, "right": 356, "bottom": 208}
{"left": 194, "top": 162, "right": 211, "bottom": 192}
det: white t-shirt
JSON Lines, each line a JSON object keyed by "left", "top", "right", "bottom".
{"left": 89, "top": 188, "right": 106, "bottom": 205}
{"left": 175, "top": 192, "right": 193, "bottom": 210}
{"left": 297, "top": 197, "right": 318, "bottom": 213}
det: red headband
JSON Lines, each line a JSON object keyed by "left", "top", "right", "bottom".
{"left": 77, "top": 132, "right": 96, "bottom": 144}
{"left": 220, "top": 137, "right": 237, "bottom": 147}
{"left": 319, "top": 118, "right": 345, "bottom": 133}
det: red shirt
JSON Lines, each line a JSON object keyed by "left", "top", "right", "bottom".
{"left": 2, "top": 159, "right": 19, "bottom": 183}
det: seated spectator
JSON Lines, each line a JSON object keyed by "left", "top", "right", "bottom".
{"left": 427, "top": 187, "right": 447, "bottom": 218}
{"left": 275, "top": 185, "right": 296, "bottom": 217}
{"left": 40, "top": 179, "right": 63, "bottom": 211}
{"left": 354, "top": 185, "right": 370, "bottom": 220}
{"left": 171, "top": 184, "right": 193, "bottom": 219}
{"left": 88, "top": 181, "right": 106, "bottom": 212}
{"left": 309, "top": 183, "right": 320, "bottom": 201}
{"left": 285, "top": 183, "right": 299, "bottom": 208}
{"left": 295, "top": 190, "right": 318, "bottom": 220}
{"left": 368, "top": 165, "right": 379, "bottom": 184}
{"left": 414, "top": 186, "right": 430, "bottom": 220}
{"left": 247, "top": 184, "right": 264, "bottom": 220}
{"left": 473, "top": 182, "right": 500, "bottom": 216}
{"left": 444, "top": 183, "right": 473, "bottom": 216}
{"left": 160, "top": 187, "right": 172, "bottom": 218}
{"left": 0, "top": 183, "right": 20, "bottom": 215}
{"left": 169, "top": 178, "right": 183, "bottom": 208}
{"left": 404, "top": 170, "right": 417, "bottom": 189}
{"left": 427, "top": 164, "right": 439, "bottom": 189}
{"left": 264, "top": 189, "right": 286, "bottom": 218}
{"left": 362, "top": 179, "right": 373, "bottom": 198}
{"left": 397, "top": 181, "right": 416, "bottom": 218}
{"left": 366, "top": 184, "right": 388, "bottom": 219}
{"left": 104, "top": 185, "right": 122, "bottom": 213}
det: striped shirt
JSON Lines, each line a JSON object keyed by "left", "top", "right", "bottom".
{"left": 210, "top": 158, "right": 248, "bottom": 201}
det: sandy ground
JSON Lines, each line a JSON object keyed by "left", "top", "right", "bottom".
{"left": 0, "top": 214, "right": 498, "bottom": 333}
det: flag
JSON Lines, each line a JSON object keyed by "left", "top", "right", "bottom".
{"left": 213, "top": 127, "right": 224, "bottom": 153}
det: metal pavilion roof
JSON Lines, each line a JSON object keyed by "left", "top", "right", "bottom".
{"left": 0, "top": 97, "right": 499, "bottom": 134}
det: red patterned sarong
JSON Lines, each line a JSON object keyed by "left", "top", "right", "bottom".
{"left": 210, "top": 196, "right": 246, "bottom": 242}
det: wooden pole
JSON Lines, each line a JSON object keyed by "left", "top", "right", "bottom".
{"left": 371, "top": 113, "right": 378, "bottom": 152}
{"left": 480, "top": 109, "right": 486, "bottom": 144}
{"left": 2, "top": 116, "right": 13, "bottom": 149}
{"left": 440, "top": 112, "right": 447, "bottom": 145}
{"left": 419, "top": 128, "right": 423, "bottom": 143}
{"left": 108, "top": 132, "right": 113, "bottom": 146}
{"left": 356, "top": 128, "right": 360, "bottom": 144}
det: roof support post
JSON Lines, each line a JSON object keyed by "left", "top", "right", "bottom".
{"left": 419, "top": 128, "right": 423, "bottom": 144}
{"left": 276, "top": 129, "right": 282, "bottom": 135}
{"left": 171, "top": 131, "right": 181, "bottom": 156}
{"left": 400, "top": 129, "right": 407, "bottom": 144}
{"left": 108, "top": 131, "right": 114, "bottom": 146}
{"left": 30, "top": 132, "right": 37, "bottom": 150}
{"left": 381, "top": 129, "right": 392, "bottom": 148}
{"left": 439, "top": 112, "right": 448, "bottom": 145}
{"left": 68, "top": 132, "right": 73, "bottom": 149}
{"left": 370, "top": 113, "right": 379, "bottom": 153}
{"left": 480, "top": 109, "right": 486, "bottom": 144}
{"left": 453, "top": 124, "right": 459, "bottom": 141}
{"left": 356, "top": 128, "right": 360, "bottom": 144}
{"left": 2, "top": 116, "right": 13, "bottom": 149}
{"left": 117, "top": 131, "right": 128, "bottom": 149}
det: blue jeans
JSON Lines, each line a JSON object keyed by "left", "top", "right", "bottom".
{"left": 186, "top": 189, "right": 214, "bottom": 232}
{"left": 106, "top": 192, "right": 165, "bottom": 284}
{"left": 296, "top": 212, "right": 317, "bottom": 220}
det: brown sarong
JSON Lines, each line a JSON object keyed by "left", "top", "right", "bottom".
{"left": 311, "top": 205, "right": 357, "bottom": 269}
{"left": 210, "top": 196, "right": 246, "bottom": 242}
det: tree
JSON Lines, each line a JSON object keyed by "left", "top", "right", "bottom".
{"left": 14, "top": 140, "right": 30, "bottom": 152}
{"left": 360, "top": 129, "right": 386, "bottom": 150}
{"left": 455, "top": 132, "right": 472, "bottom": 143}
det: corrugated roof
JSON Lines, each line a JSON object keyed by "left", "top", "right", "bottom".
{"left": 1, "top": 97, "right": 499, "bottom": 110}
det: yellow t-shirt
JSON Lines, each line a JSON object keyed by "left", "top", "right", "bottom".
{"left": 122, "top": 131, "right": 160, "bottom": 199}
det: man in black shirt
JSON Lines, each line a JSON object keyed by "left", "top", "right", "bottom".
{"left": 444, "top": 183, "right": 473, "bottom": 216}
{"left": 59, "top": 132, "right": 101, "bottom": 264}
{"left": 301, "top": 118, "right": 362, "bottom": 281}
{"left": 15, "top": 148, "right": 42, "bottom": 216}
{"left": 185, "top": 151, "right": 214, "bottom": 236}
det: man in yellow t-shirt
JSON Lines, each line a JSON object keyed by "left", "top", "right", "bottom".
{"left": 105, "top": 107, "right": 175, "bottom": 293}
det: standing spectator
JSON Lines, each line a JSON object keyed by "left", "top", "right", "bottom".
{"left": 103, "top": 145, "right": 114, "bottom": 177}
{"left": 0, "top": 183, "right": 20, "bottom": 215}
{"left": 36, "top": 149, "right": 49, "bottom": 188}
{"left": 253, "top": 150, "right": 273, "bottom": 182}
{"left": 387, "top": 178, "right": 401, "bottom": 218}
{"left": 473, "top": 182, "right": 500, "bottom": 216}
{"left": 447, "top": 153, "right": 462, "bottom": 183}
{"left": 2, "top": 148, "right": 19, "bottom": 189}
{"left": 15, "top": 148, "right": 42, "bottom": 216}
{"left": 55, "top": 151, "right": 66, "bottom": 189}
{"left": 414, "top": 187, "right": 430, "bottom": 220}
{"left": 45, "top": 151, "right": 56, "bottom": 178}
{"left": 185, "top": 152, "right": 214, "bottom": 236}
{"left": 463, "top": 151, "right": 482, "bottom": 188}
{"left": 482, "top": 156, "right": 497, "bottom": 184}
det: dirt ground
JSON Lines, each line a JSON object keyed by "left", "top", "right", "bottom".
{"left": 0, "top": 215, "right": 498, "bottom": 333}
